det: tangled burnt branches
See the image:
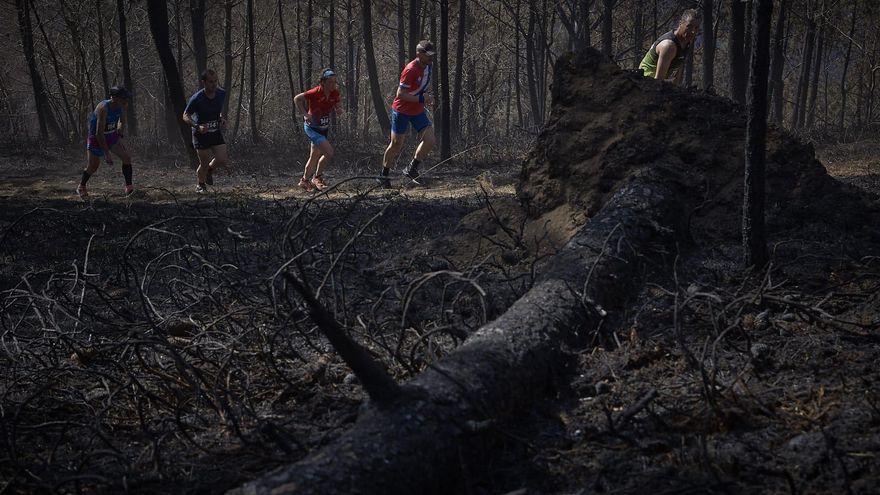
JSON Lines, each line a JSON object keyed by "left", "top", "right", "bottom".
{"left": 0, "top": 187, "right": 533, "bottom": 493}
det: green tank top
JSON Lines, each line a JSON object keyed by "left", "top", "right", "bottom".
{"left": 639, "top": 30, "right": 688, "bottom": 79}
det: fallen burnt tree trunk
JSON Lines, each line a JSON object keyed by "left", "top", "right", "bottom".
{"left": 230, "top": 169, "right": 684, "bottom": 495}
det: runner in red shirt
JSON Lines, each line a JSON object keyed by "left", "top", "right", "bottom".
{"left": 294, "top": 68, "right": 343, "bottom": 191}
{"left": 378, "top": 40, "right": 436, "bottom": 188}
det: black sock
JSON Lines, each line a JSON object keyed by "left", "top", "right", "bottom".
{"left": 122, "top": 163, "right": 133, "bottom": 186}
{"left": 80, "top": 171, "right": 91, "bottom": 186}
{"left": 381, "top": 167, "right": 390, "bottom": 176}
{"left": 410, "top": 159, "right": 420, "bottom": 168}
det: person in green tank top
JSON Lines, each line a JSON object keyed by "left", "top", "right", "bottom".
{"left": 639, "top": 9, "right": 700, "bottom": 84}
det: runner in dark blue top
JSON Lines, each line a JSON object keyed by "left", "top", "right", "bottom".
{"left": 183, "top": 69, "right": 228, "bottom": 193}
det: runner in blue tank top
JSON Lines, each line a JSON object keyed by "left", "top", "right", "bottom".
{"left": 183, "top": 69, "right": 228, "bottom": 194}
{"left": 77, "top": 86, "right": 135, "bottom": 198}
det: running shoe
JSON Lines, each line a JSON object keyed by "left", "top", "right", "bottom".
{"left": 403, "top": 162, "right": 420, "bottom": 180}
{"left": 376, "top": 176, "right": 392, "bottom": 189}
{"left": 206, "top": 167, "right": 214, "bottom": 185}
{"left": 76, "top": 184, "right": 88, "bottom": 198}
{"left": 311, "top": 175, "right": 328, "bottom": 191}
{"left": 124, "top": 185, "right": 134, "bottom": 196}
{"left": 196, "top": 184, "right": 208, "bottom": 194}
{"left": 298, "top": 177, "right": 315, "bottom": 191}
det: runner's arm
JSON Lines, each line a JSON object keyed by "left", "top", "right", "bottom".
{"left": 182, "top": 110, "right": 204, "bottom": 134}
{"left": 654, "top": 40, "right": 677, "bottom": 80}
{"left": 294, "top": 92, "right": 308, "bottom": 122}
{"left": 395, "top": 87, "right": 434, "bottom": 106}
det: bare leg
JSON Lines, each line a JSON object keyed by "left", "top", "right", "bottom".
{"left": 414, "top": 126, "right": 435, "bottom": 161}
{"left": 303, "top": 144, "right": 323, "bottom": 178}
{"left": 314, "top": 140, "right": 334, "bottom": 176}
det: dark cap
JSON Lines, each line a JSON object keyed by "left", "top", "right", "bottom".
{"left": 109, "top": 86, "right": 130, "bottom": 99}
{"left": 416, "top": 40, "right": 436, "bottom": 56}
{"left": 321, "top": 68, "right": 337, "bottom": 79}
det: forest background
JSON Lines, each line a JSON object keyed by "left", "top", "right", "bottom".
{"left": 1, "top": 0, "right": 878, "bottom": 160}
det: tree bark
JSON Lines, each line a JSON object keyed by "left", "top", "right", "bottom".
{"left": 601, "top": 0, "right": 613, "bottom": 57}
{"left": 743, "top": 0, "right": 772, "bottom": 269}
{"left": 397, "top": 0, "right": 406, "bottom": 70}
{"left": 30, "top": 2, "right": 77, "bottom": 141}
{"left": 451, "top": 0, "right": 466, "bottom": 141}
{"left": 632, "top": 0, "right": 643, "bottom": 68}
{"left": 305, "top": 0, "right": 314, "bottom": 84}
{"left": 247, "top": 0, "right": 260, "bottom": 142}
{"left": 16, "top": 0, "right": 63, "bottom": 141}
{"left": 729, "top": 0, "right": 747, "bottom": 104}
{"left": 346, "top": 0, "right": 358, "bottom": 133}
{"left": 768, "top": 0, "right": 786, "bottom": 124}
{"left": 279, "top": 0, "right": 297, "bottom": 125}
{"left": 117, "top": 0, "right": 138, "bottom": 135}
{"left": 362, "top": 0, "right": 391, "bottom": 136}
{"left": 147, "top": 0, "right": 195, "bottom": 162}
{"left": 702, "top": 0, "right": 714, "bottom": 91}
{"left": 792, "top": 13, "right": 815, "bottom": 129}
{"left": 223, "top": 0, "right": 233, "bottom": 117}
{"left": 440, "top": 0, "right": 451, "bottom": 159}
{"left": 190, "top": 0, "right": 208, "bottom": 76}
{"left": 95, "top": 0, "right": 110, "bottom": 96}
{"left": 839, "top": 0, "right": 856, "bottom": 134}
{"left": 805, "top": 20, "right": 824, "bottom": 130}
{"left": 409, "top": 0, "right": 420, "bottom": 56}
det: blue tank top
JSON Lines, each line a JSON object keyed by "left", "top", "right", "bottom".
{"left": 88, "top": 100, "right": 123, "bottom": 137}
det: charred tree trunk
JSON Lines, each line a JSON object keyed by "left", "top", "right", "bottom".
{"left": 440, "top": 0, "right": 452, "bottom": 159}
{"left": 190, "top": 0, "right": 208, "bottom": 76}
{"left": 633, "top": 0, "right": 643, "bottom": 69}
{"left": 451, "top": 0, "right": 466, "bottom": 141}
{"left": 362, "top": 0, "right": 391, "bottom": 136}
{"left": 729, "top": 0, "right": 747, "bottom": 104}
{"left": 805, "top": 20, "right": 824, "bottom": 130}
{"left": 839, "top": 0, "right": 856, "bottom": 134}
{"left": 743, "top": 0, "right": 772, "bottom": 269}
{"left": 580, "top": 0, "right": 591, "bottom": 49}
{"left": 247, "top": 0, "right": 260, "bottom": 142}
{"left": 147, "top": 0, "right": 195, "bottom": 162}
{"left": 792, "top": 14, "right": 815, "bottom": 129}
{"left": 223, "top": 0, "right": 233, "bottom": 116}
{"left": 117, "top": 0, "right": 137, "bottom": 135}
{"left": 409, "top": 0, "right": 420, "bottom": 55}
{"left": 279, "top": 0, "right": 297, "bottom": 125}
{"left": 16, "top": 0, "right": 63, "bottom": 141}
{"left": 768, "top": 0, "right": 786, "bottom": 124}
{"left": 31, "top": 3, "right": 77, "bottom": 141}
{"left": 305, "top": 0, "right": 313, "bottom": 84}
{"left": 96, "top": 0, "right": 110, "bottom": 95}
{"left": 346, "top": 0, "right": 358, "bottom": 133}
{"left": 702, "top": 0, "right": 715, "bottom": 91}
{"left": 231, "top": 136, "right": 679, "bottom": 495}
{"left": 601, "top": 0, "right": 613, "bottom": 58}
{"left": 397, "top": 0, "right": 406, "bottom": 70}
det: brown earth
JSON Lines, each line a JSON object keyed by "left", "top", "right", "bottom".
{"left": 2, "top": 50, "right": 880, "bottom": 494}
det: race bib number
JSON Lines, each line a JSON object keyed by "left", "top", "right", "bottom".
{"left": 203, "top": 120, "right": 220, "bottom": 132}
{"left": 103, "top": 121, "right": 118, "bottom": 134}
{"left": 318, "top": 115, "right": 330, "bottom": 127}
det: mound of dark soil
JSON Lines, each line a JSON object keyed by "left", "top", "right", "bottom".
{"left": 517, "top": 49, "right": 880, "bottom": 251}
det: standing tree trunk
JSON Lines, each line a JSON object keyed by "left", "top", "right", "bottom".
{"left": 743, "top": 0, "right": 773, "bottom": 269}
{"left": 117, "top": 0, "right": 137, "bottom": 134}
{"left": 729, "top": 0, "right": 747, "bottom": 104}
{"left": 31, "top": 3, "right": 77, "bottom": 141}
{"left": 305, "top": 0, "right": 313, "bottom": 84}
{"left": 768, "top": 0, "right": 787, "bottom": 124}
{"left": 362, "top": 0, "right": 391, "bottom": 136}
{"left": 146, "top": 0, "right": 196, "bottom": 162}
{"left": 223, "top": 0, "right": 233, "bottom": 116}
{"left": 346, "top": 0, "right": 358, "bottom": 133}
{"left": 96, "top": 0, "right": 110, "bottom": 95}
{"left": 279, "top": 0, "right": 297, "bottom": 125}
{"left": 601, "top": 0, "right": 613, "bottom": 58}
{"left": 329, "top": 0, "right": 335, "bottom": 70}
{"left": 805, "top": 20, "right": 825, "bottom": 129}
{"left": 839, "top": 0, "right": 857, "bottom": 134}
{"left": 246, "top": 0, "right": 260, "bottom": 142}
{"left": 397, "top": 0, "right": 406, "bottom": 70}
{"left": 16, "top": 0, "right": 63, "bottom": 141}
{"left": 792, "top": 13, "right": 815, "bottom": 128}
{"left": 190, "top": 0, "right": 208, "bottom": 76}
{"left": 514, "top": 0, "right": 524, "bottom": 128}
{"left": 451, "top": 0, "right": 466, "bottom": 141}
{"left": 702, "top": 0, "right": 715, "bottom": 91}
{"left": 579, "top": 0, "right": 591, "bottom": 49}
{"left": 632, "top": 0, "right": 643, "bottom": 68}
{"left": 409, "top": 0, "right": 420, "bottom": 55}
{"left": 440, "top": 0, "right": 451, "bottom": 160}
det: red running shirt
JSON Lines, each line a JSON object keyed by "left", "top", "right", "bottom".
{"left": 304, "top": 85, "right": 341, "bottom": 128}
{"left": 392, "top": 58, "right": 432, "bottom": 116}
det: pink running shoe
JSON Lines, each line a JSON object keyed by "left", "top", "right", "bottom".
{"left": 311, "top": 175, "right": 328, "bottom": 191}
{"left": 298, "top": 177, "right": 315, "bottom": 191}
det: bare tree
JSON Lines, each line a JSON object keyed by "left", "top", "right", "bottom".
{"left": 247, "top": 0, "right": 260, "bottom": 142}
{"left": 768, "top": 0, "right": 787, "bottom": 124}
{"left": 15, "top": 0, "right": 63, "bottom": 141}
{"left": 729, "top": 0, "right": 748, "bottom": 104}
{"left": 702, "top": 0, "right": 715, "bottom": 91}
{"left": 279, "top": 0, "right": 297, "bottom": 125}
{"left": 362, "top": 0, "right": 391, "bottom": 136}
{"left": 95, "top": 0, "right": 110, "bottom": 95}
{"left": 601, "top": 0, "right": 613, "bottom": 57}
{"left": 743, "top": 0, "right": 773, "bottom": 269}
{"left": 440, "top": 0, "right": 451, "bottom": 159}
{"left": 190, "top": 0, "right": 208, "bottom": 75}
{"left": 117, "top": 0, "right": 138, "bottom": 134}
{"left": 451, "top": 0, "right": 466, "bottom": 140}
